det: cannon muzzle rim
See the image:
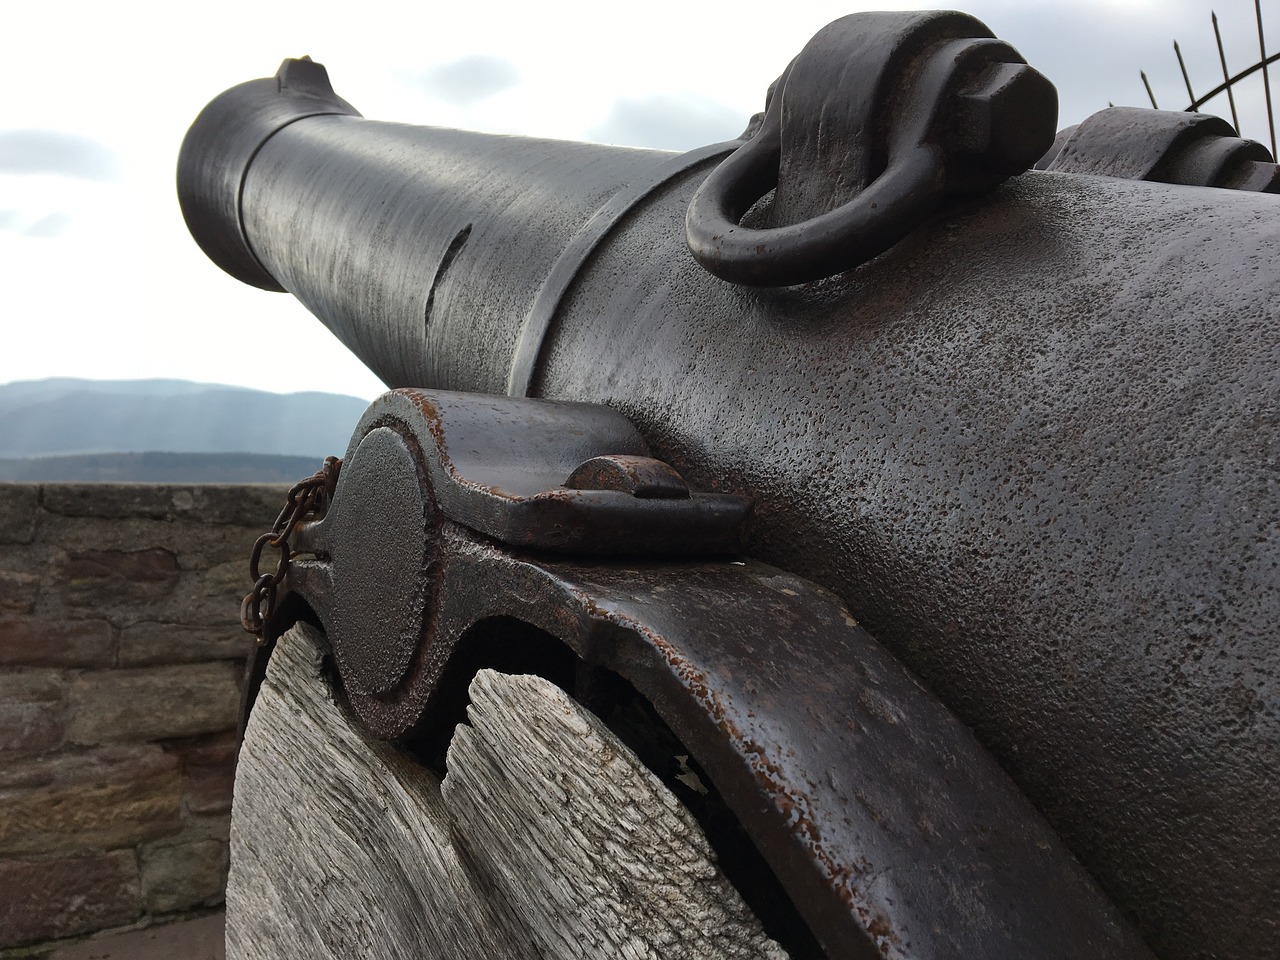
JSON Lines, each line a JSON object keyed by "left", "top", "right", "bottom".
{"left": 177, "top": 57, "right": 361, "bottom": 291}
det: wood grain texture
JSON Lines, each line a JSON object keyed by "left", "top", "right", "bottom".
{"left": 227, "top": 622, "right": 787, "bottom": 960}
{"left": 226, "top": 623, "right": 534, "bottom": 960}
{"left": 446, "top": 669, "right": 789, "bottom": 960}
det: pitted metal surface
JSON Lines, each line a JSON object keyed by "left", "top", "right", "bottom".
{"left": 285, "top": 388, "right": 750, "bottom": 739}
{"left": 237, "top": 115, "right": 676, "bottom": 394}
{"left": 536, "top": 168, "right": 1280, "bottom": 960}
{"left": 326, "top": 426, "right": 434, "bottom": 697}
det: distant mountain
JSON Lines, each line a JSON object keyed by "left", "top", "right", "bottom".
{"left": 0, "top": 378, "right": 234, "bottom": 417}
{"left": 0, "top": 378, "right": 372, "bottom": 460}
{"left": 0, "top": 452, "right": 324, "bottom": 483}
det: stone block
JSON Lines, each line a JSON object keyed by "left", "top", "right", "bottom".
{"left": 0, "top": 742, "right": 173, "bottom": 790}
{"left": 181, "top": 731, "right": 238, "bottom": 816}
{"left": 39, "top": 514, "right": 182, "bottom": 559}
{"left": 41, "top": 483, "right": 287, "bottom": 527}
{"left": 139, "top": 838, "right": 228, "bottom": 913}
{"left": 173, "top": 523, "right": 266, "bottom": 572}
{"left": 0, "top": 744, "right": 182, "bottom": 855}
{"left": 0, "top": 618, "right": 114, "bottom": 667}
{"left": 0, "top": 569, "right": 40, "bottom": 614}
{"left": 171, "top": 810, "right": 233, "bottom": 845}
{"left": 0, "top": 851, "right": 140, "bottom": 947}
{"left": 119, "top": 621, "right": 255, "bottom": 665}
{"left": 57, "top": 548, "right": 180, "bottom": 608}
{"left": 66, "top": 662, "right": 241, "bottom": 746}
{"left": 153, "top": 562, "right": 251, "bottom": 627}
{"left": 0, "top": 485, "right": 40, "bottom": 545}
{"left": 182, "top": 729, "right": 238, "bottom": 768}
{"left": 0, "top": 670, "right": 65, "bottom": 762}
{"left": 184, "top": 763, "right": 236, "bottom": 816}
{"left": 40, "top": 512, "right": 262, "bottom": 575}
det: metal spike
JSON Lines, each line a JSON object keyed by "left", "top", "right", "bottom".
{"left": 1212, "top": 11, "right": 1242, "bottom": 132}
{"left": 1175, "top": 41, "right": 1198, "bottom": 107}
{"left": 1141, "top": 69, "right": 1160, "bottom": 108}
{"left": 1257, "top": 0, "right": 1277, "bottom": 156}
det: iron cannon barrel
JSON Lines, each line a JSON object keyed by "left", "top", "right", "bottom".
{"left": 177, "top": 57, "right": 712, "bottom": 394}
{"left": 180, "top": 49, "right": 1278, "bottom": 960}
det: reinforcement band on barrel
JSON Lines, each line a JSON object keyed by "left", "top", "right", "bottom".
{"left": 506, "top": 141, "right": 740, "bottom": 398}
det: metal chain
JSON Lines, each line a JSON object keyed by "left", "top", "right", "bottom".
{"left": 240, "top": 456, "right": 342, "bottom": 643}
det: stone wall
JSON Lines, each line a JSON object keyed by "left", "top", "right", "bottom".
{"left": 0, "top": 483, "right": 285, "bottom": 951}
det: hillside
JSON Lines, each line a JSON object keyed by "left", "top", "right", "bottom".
{"left": 0, "top": 379, "right": 374, "bottom": 481}
{"left": 0, "top": 451, "right": 325, "bottom": 483}
{"left": 0, "top": 378, "right": 370, "bottom": 459}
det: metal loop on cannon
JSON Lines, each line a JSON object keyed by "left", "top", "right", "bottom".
{"left": 685, "top": 11, "right": 1058, "bottom": 286}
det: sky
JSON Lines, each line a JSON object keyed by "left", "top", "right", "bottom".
{"left": 1, "top": 0, "right": 1273, "bottom": 401}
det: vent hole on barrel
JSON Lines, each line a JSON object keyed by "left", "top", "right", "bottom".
{"left": 424, "top": 224, "right": 472, "bottom": 335}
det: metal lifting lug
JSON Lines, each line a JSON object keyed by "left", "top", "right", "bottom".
{"left": 684, "top": 10, "right": 1058, "bottom": 286}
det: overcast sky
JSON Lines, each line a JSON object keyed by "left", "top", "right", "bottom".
{"left": 1, "top": 0, "right": 1272, "bottom": 400}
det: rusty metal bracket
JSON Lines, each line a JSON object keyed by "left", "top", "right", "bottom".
{"left": 275, "top": 440, "right": 1150, "bottom": 960}
{"left": 685, "top": 10, "right": 1057, "bottom": 286}
{"left": 324, "top": 388, "right": 750, "bottom": 555}
{"left": 278, "top": 388, "right": 748, "bottom": 734}
{"left": 261, "top": 389, "right": 1151, "bottom": 959}
{"left": 1037, "top": 106, "right": 1280, "bottom": 191}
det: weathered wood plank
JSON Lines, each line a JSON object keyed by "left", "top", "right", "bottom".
{"left": 446, "top": 669, "right": 789, "bottom": 960}
{"left": 227, "top": 622, "right": 787, "bottom": 960}
{"left": 226, "top": 623, "right": 534, "bottom": 960}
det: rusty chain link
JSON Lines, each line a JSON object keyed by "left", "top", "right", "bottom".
{"left": 240, "top": 456, "right": 342, "bottom": 643}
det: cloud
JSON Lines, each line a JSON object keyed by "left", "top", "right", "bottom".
{"left": 0, "top": 130, "right": 120, "bottom": 180}
{"left": 981, "top": 1, "right": 1228, "bottom": 126}
{"left": 414, "top": 55, "right": 520, "bottom": 106}
{"left": 23, "top": 212, "right": 72, "bottom": 238}
{"left": 589, "top": 95, "right": 748, "bottom": 151}
{"left": 0, "top": 209, "right": 16, "bottom": 231}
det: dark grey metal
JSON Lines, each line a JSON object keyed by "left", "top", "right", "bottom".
{"left": 1140, "top": 5, "right": 1280, "bottom": 146}
{"left": 280, "top": 387, "right": 1152, "bottom": 960}
{"left": 1212, "top": 12, "right": 1242, "bottom": 134}
{"left": 282, "top": 387, "right": 745, "bottom": 736}
{"left": 685, "top": 12, "right": 1057, "bottom": 286}
{"left": 334, "top": 388, "right": 749, "bottom": 559}
{"left": 177, "top": 57, "right": 360, "bottom": 290}
{"left": 1257, "top": 0, "right": 1277, "bottom": 156}
{"left": 179, "top": 12, "right": 1280, "bottom": 960}
{"left": 1038, "top": 105, "right": 1280, "bottom": 191}
{"left": 508, "top": 141, "right": 739, "bottom": 396}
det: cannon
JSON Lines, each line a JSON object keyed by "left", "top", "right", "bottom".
{"left": 178, "top": 11, "right": 1278, "bottom": 960}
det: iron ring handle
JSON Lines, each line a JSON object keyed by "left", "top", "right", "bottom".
{"left": 685, "top": 138, "right": 946, "bottom": 288}
{"left": 685, "top": 25, "right": 1057, "bottom": 289}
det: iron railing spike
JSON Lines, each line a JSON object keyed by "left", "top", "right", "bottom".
{"left": 1212, "top": 8, "right": 1242, "bottom": 131}
{"left": 1141, "top": 69, "right": 1160, "bottom": 108}
{"left": 1256, "top": 0, "right": 1277, "bottom": 154}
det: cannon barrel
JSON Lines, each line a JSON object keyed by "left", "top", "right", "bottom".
{"left": 180, "top": 14, "right": 1278, "bottom": 960}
